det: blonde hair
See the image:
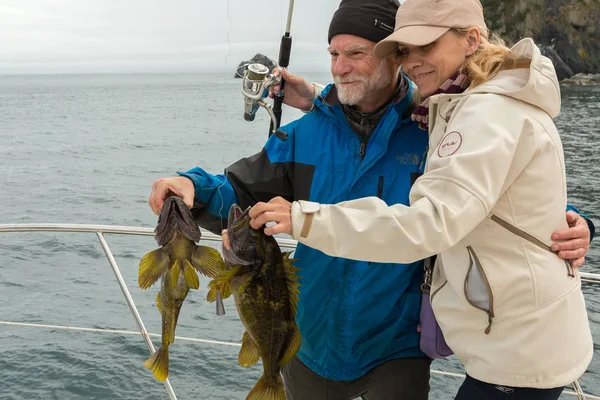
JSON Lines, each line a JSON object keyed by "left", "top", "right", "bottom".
{"left": 455, "top": 28, "right": 531, "bottom": 88}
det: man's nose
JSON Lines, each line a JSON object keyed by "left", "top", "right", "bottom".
{"left": 332, "top": 55, "right": 352, "bottom": 77}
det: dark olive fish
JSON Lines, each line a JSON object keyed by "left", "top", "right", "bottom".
{"left": 138, "top": 196, "right": 225, "bottom": 382}
{"left": 208, "top": 204, "right": 301, "bottom": 400}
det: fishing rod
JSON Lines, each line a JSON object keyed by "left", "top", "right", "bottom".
{"left": 240, "top": 0, "right": 295, "bottom": 138}
{"left": 270, "top": 0, "right": 294, "bottom": 136}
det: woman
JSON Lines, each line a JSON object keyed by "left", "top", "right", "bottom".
{"left": 248, "top": 0, "right": 594, "bottom": 398}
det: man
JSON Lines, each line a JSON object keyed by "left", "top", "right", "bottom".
{"left": 148, "top": 0, "right": 593, "bottom": 398}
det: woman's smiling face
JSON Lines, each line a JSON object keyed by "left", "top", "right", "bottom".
{"left": 399, "top": 29, "right": 478, "bottom": 99}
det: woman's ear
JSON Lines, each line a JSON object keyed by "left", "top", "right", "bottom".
{"left": 465, "top": 27, "right": 481, "bottom": 56}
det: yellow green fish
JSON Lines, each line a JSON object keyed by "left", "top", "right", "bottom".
{"left": 138, "top": 196, "right": 225, "bottom": 382}
{"left": 208, "top": 204, "right": 301, "bottom": 400}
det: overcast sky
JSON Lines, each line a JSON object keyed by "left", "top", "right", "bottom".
{"left": 0, "top": 0, "right": 339, "bottom": 74}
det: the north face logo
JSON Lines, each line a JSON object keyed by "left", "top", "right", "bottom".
{"left": 396, "top": 153, "right": 420, "bottom": 164}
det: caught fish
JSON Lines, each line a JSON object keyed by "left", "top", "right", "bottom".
{"left": 208, "top": 204, "right": 301, "bottom": 400}
{"left": 138, "top": 196, "right": 225, "bottom": 382}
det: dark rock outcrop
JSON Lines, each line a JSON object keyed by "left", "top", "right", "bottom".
{"left": 540, "top": 46, "right": 574, "bottom": 81}
{"left": 560, "top": 73, "right": 600, "bottom": 85}
{"left": 234, "top": 53, "right": 277, "bottom": 78}
{"left": 481, "top": 0, "right": 600, "bottom": 81}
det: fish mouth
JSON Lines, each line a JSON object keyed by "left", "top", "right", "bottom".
{"left": 223, "top": 204, "right": 255, "bottom": 266}
{"left": 155, "top": 196, "right": 201, "bottom": 245}
{"left": 227, "top": 204, "right": 250, "bottom": 229}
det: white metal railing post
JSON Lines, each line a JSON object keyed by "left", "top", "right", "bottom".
{"left": 96, "top": 232, "right": 177, "bottom": 400}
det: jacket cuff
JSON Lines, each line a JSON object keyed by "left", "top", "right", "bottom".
{"left": 585, "top": 217, "right": 595, "bottom": 243}
{"left": 303, "top": 82, "right": 325, "bottom": 113}
{"left": 291, "top": 201, "right": 321, "bottom": 240}
{"left": 176, "top": 171, "right": 203, "bottom": 209}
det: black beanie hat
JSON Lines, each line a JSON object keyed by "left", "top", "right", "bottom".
{"left": 328, "top": 0, "right": 400, "bottom": 44}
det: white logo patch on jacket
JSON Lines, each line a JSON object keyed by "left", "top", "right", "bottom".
{"left": 437, "top": 131, "right": 462, "bottom": 157}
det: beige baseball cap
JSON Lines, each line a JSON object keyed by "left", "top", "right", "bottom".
{"left": 374, "top": 0, "right": 488, "bottom": 58}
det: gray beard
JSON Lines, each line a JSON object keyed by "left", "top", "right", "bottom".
{"left": 342, "top": 73, "right": 409, "bottom": 139}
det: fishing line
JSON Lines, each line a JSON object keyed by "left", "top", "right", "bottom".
{"left": 280, "top": 0, "right": 284, "bottom": 37}
{"left": 225, "top": 0, "right": 233, "bottom": 65}
{"left": 216, "top": 175, "right": 230, "bottom": 233}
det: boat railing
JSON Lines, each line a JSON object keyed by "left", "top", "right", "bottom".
{"left": 0, "top": 223, "right": 598, "bottom": 400}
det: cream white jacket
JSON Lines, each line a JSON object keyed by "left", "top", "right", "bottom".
{"left": 291, "top": 39, "right": 593, "bottom": 388}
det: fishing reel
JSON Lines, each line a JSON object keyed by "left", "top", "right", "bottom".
{"left": 241, "top": 63, "right": 282, "bottom": 128}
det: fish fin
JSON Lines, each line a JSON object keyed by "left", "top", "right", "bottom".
{"left": 206, "top": 266, "right": 241, "bottom": 302}
{"left": 282, "top": 252, "right": 301, "bottom": 318}
{"left": 191, "top": 245, "right": 225, "bottom": 278}
{"left": 215, "top": 289, "right": 225, "bottom": 316}
{"left": 246, "top": 375, "right": 285, "bottom": 400}
{"left": 138, "top": 248, "right": 169, "bottom": 289}
{"left": 238, "top": 331, "right": 261, "bottom": 367}
{"left": 170, "top": 259, "right": 180, "bottom": 288}
{"left": 183, "top": 260, "right": 200, "bottom": 289}
{"left": 207, "top": 280, "right": 231, "bottom": 303}
{"left": 206, "top": 286, "right": 219, "bottom": 303}
{"left": 155, "top": 292, "right": 161, "bottom": 313}
{"left": 143, "top": 346, "right": 169, "bottom": 382}
{"left": 279, "top": 324, "right": 301, "bottom": 367}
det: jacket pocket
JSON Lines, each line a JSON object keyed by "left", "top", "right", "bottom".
{"left": 490, "top": 215, "right": 575, "bottom": 277}
{"left": 464, "top": 246, "right": 495, "bottom": 334}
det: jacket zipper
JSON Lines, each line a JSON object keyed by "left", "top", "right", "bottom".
{"left": 359, "top": 141, "right": 366, "bottom": 161}
{"left": 377, "top": 176, "right": 384, "bottom": 198}
{"left": 490, "top": 215, "right": 575, "bottom": 277}
{"left": 430, "top": 280, "right": 448, "bottom": 302}
{"left": 465, "top": 246, "right": 495, "bottom": 334}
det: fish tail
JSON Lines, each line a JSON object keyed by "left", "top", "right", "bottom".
{"left": 246, "top": 374, "right": 285, "bottom": 400}
{"left": 143, "top": 346, "right": 169, "bottom": 382}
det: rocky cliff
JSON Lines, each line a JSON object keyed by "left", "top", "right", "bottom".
{"left": 481, "top": 0, "right": 600, "bottom": 80}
